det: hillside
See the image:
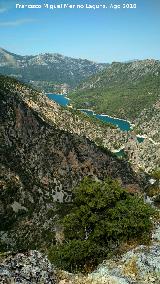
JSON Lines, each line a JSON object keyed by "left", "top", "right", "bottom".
{"left": 0, "top": 75, "right": 140, "bottom": 251}
{"left": 69, "top": 59, "right": 160, "bottom": 120}
{"left": 134, "top": 100, "right": 160, "bottom": 141}
{"left": 0, "top": 48, "right": 108, "bottom": 92}
{"left": 1, "top": 75, "right": 160, "bottom": 284}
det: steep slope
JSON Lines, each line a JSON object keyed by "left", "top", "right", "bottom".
{"left": 0, "top": 48, "right": 21, "bottom": 66}
{"left": 0, "top": 76, "right": 140, "bottom": 251}
{"left": 126, "top": 98, "right": 160, "bottom": 173}
{"left": 69, "top": 59, "right": 160, "bottom": 120}
{"left": 134, "top": 100, "right": 160, "bottom": 141}
{"left": 0, "top": 48, "right": 108, "bottom": 91}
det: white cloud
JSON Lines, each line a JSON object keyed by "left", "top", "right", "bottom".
{"left": 0, "top": 19, "right": 35, "bottom": 27}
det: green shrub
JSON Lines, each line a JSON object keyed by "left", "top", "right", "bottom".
{"left": 48, "top": 239, "right": 108, "bottom": 273}
{"left": 151, "top": 169, "right": 160, "bottom": 180}
{"left": 49, "top": 177, "right": 154, "bottom": 272}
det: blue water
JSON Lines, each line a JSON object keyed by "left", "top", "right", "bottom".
{"left": 137, "top": 136, "right": 145, "bottom": 143}
{"left": 114, "top": 149, "right": 125, "bottom": 158}
{"left": 47, "top": 94, "right": 131, "bottom": 131}
{"left": 81, "top": 110, "right": 131, "bottom": 131}
{"left": 47, "top": 93, "right": 69, "bottom": 107}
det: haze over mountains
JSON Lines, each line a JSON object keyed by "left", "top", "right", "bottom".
{"left": 0, "top": 48, "right": 108, "bottom": 92}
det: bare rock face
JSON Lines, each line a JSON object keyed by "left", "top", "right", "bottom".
{"left": 0, "top": 76, "right": 142, "bottom": 251}
{"left": 0, "top": 75, "right": 159, "bottom": 284}
{"left": 0, "top": 250, "right": 57, "bottom": 283}
{"left": 90, "top": 244, "right": 160, "bottom": 284}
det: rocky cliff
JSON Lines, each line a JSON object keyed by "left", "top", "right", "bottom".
{"left": 0, "top": 75, "right": 140, "bottom": 251}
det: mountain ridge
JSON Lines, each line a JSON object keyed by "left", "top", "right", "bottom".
{"left": 0, "top": 48, "right": 108, "bottom": 92}
{"left": 69, "top": 59, "right": 160, "bottom": 120}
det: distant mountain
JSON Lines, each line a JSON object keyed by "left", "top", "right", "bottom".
{"left": 69, "top": 59, "right": 160, "bottom": 120}
{"left": 0, "top": 48, "right": 108, "bottom": 91}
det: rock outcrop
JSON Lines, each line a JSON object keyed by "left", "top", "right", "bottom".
{"left": 1, "top": 224, "right": 159, "bottom": 284}
{"left": 56, "top": 224, "right": 160, "bottom": 284}
{"left": 0, "top": 75, "right": 159, "bottom": 284}
{"left": 0, "top": 250, "right": 57, "bottom": 283}
{"left": 0, "top": 76, "right": 140, "bottom": 251}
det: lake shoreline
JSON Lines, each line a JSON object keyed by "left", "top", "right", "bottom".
{"left": 46, "top": 93, "right": 71, "bottom": 101}
{"left": 78, "top": 108, "right": 134, "bottom": 127}
{"left": 78, "top": 108, "right": 133, "bottom": 131}
{"left": 46, "top": 94, "right": 134, "bottom": 132}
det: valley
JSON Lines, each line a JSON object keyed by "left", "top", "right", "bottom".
{"left": 1, "top": 75, "right": 142, "bottom": 251}
{"left": 0, "top": 48, "right": 108, "bottom": 92}
{"left": 0, "top": 52, "right": 159, "bottom": 284}
{"left": 46, "top": 93, "right": 132, "bottom": 131}
{"left": 45, "top": 91, "right": 160, "bottom": 173}
{"left": 69, "top": 60, "right": 160, "bottom": 120}
{"left": 0, "top": 0, "right": 160, "bottom": 280}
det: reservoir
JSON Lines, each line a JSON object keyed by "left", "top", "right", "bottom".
{"left": 81, "top": 109, "right": 131, "bottom": 131}
{"left": 46, "top": 93, "right": 131, "bottom": 131}
{"left": 47, "top": 93, "right": 70, "bottom": 107}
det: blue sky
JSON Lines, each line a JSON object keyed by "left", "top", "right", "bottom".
{"left": 0, "top": 0, "right": 159, "bottom": 62}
